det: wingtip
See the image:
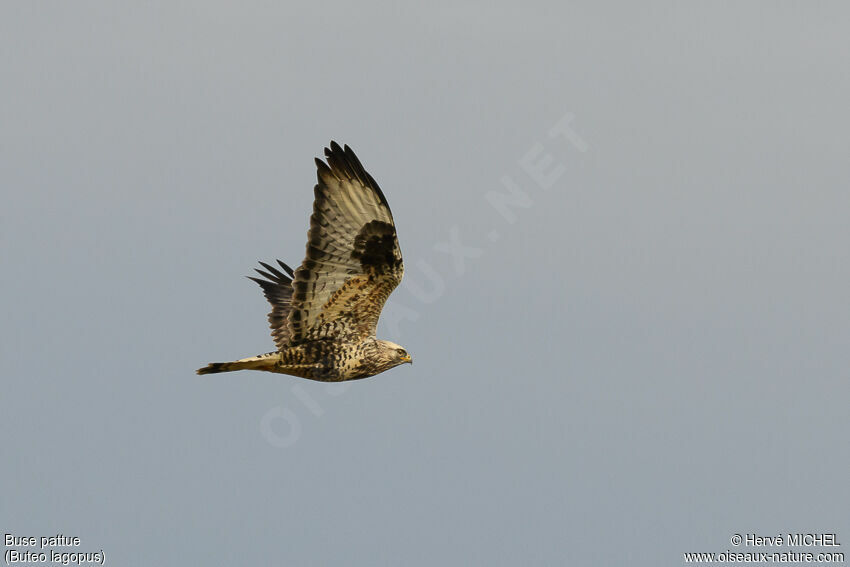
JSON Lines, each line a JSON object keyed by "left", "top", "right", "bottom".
{"left": 276, "top": 259, "right": 295, "bottom": 277}
{"left": 252, "top": 260, "right": 293, "bottom": 284}
{"left": 315, "top": 141, "right": 392, "bottom": 214}
{"left": 258, "top": 260, "right": 278, "bottom": 273}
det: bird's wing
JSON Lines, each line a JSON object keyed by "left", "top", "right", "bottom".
{"left": 248, "top": 259, "right": 296, "bottom": 351}
{"left": 287, "top": 142, "right": 404, "bottom": 344}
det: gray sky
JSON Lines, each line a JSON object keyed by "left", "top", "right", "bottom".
{"left": 2, "top": 2, "right": 848, "bottom": 565}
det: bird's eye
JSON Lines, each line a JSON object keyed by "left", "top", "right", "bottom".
{"left": 397, "top": 349, "right": 407, "bottom": 356}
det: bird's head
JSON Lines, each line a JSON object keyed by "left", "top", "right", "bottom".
{"left": 375, "top": 340, "right": 413, "bottom": 369}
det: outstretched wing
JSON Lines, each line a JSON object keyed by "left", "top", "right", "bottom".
{"left": 287, "top": 142, "right": 404, "bottom": 344}
{"left": 248, "top": 259, "right": 296, "bottom": 351}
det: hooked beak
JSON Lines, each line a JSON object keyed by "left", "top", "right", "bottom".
{"left": 401, "top": 354, "right": 412, "bottom": 364}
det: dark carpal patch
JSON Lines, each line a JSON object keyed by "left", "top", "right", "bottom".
{"left": 352, "top": 220, "right": 400, "bottom": 271}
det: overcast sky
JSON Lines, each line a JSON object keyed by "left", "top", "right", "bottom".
{"left": 2, "top": 2, "right": 848, "bottom": 565}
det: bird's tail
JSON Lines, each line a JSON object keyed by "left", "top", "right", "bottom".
{"left": 196, "top": 352, "right": 278, "bottom": 375}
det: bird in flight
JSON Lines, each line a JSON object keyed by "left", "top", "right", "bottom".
{"left": 197, "top": 142, "right": 411, "bottom": 381}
